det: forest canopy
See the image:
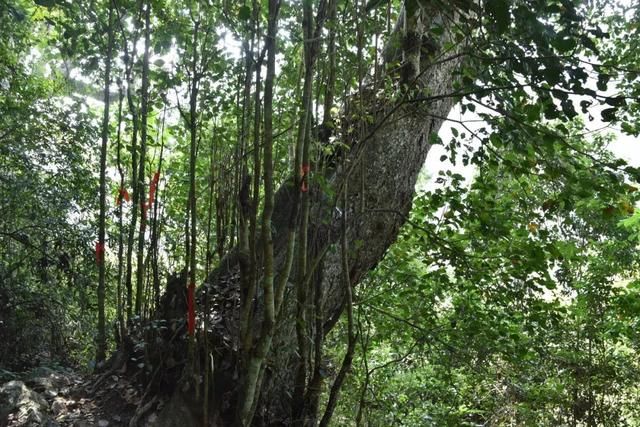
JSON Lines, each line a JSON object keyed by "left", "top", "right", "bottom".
{"left": 1, "top": 0, "right": 640, "bottom": 426}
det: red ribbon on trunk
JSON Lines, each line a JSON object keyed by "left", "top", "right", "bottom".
{"left": 187, "top": 281, "right": 196, "bottom": 336}
{"left": 300, "top": 163, "right": 310, "bottom": 193}
{"left": 95, "top": 241, "right": 105, "bottom": 265}
{"left": 148, "top": 171, "right": 160, "bottom": 207}
{"left": 115, "top": 187, "right": 130, "bottom": 205}
{"left": 141, "top": 171, "right": 160, "bottom": 222}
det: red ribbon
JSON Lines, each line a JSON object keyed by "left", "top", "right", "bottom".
{"left": 95, "top": 241, "right": 105, "bottom": 265}
{"left": 115, "top": 187, "right": 130, "bottom": 205}
{"left": 300, "top": 163, "right": 310, "bottom": 193}
{"left": 187, "top": 281, "right": 196, "bottom": 336}
{"left": 142, "top": 171, "right": 160, "bottom": 222}
{"left": 148, "top": 171, "right": 160, "bottom": 207}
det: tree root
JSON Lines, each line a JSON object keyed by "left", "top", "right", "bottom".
{"left": 129, "top": 395, "right": 158, "bottom": 427}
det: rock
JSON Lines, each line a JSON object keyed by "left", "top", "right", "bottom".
{"left": 45, "top": 389, "right": 59, "bottom": 398}
{"left": 23, "top": 367, "right": 71, "bottom": 395}
{"left": 0, "top": 380, "right": 50, "bottom": 426}
{"left": 98, "top": 419, "right": 109, "bottom": 426}
{"left": 24, "top": 366, "right": 57, "bottom": 380}
{"left": 51, "top": 397, "right": 67, "bottom": 415}
{"left": 0, "top": 369, "right": 18, "bottom": 383}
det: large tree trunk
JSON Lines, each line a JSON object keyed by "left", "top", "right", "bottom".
{"left": 254, "top": 64, "right": 459, "bottom": 427}
{"left": 158, "top": 4, "right": 464, "bottom": 426}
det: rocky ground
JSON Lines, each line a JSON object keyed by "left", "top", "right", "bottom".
{"left": 0, "top": 366, "right": 162, "bottom": 426}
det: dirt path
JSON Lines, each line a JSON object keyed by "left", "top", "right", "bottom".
{"left": 0, "top": 366, "right": 149, "bottom": 426}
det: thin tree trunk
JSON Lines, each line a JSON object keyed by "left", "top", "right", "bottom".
{"left": 186, "top": 11, "right": 201, "bottom": 372}
{"left": 123, "top": 17, "right": 140, "bottom": 325}
{"left": 248, "top": 0, "right": 262, "bottom": 355}
{"left": 237, "top": 2, "right": 280, "bottom": 424}
{"left": 239, "top": 39, "right": 255, "bottom": 353}
{"left": 135, "top": 1, "right": 151, "bottom": 316}
{"left": 292, "top": 3, "right": 315, "bottom": 421}
{"left": 96, "top": 2, "right": 114, "bottom": 365}
{"left": 319, "top": 181, "right": 356, "bottom": 427}
{"left": 304, "top": 1, "right": 338, "bottom": 415}
{"left": 115, "top": 80, "right": 125, "bottom": 346}
{"left": 150, "top": 106, "right": 166, "bottom": 313}
{"left": 202, "top": 126, "right": 217, "bottom": 427}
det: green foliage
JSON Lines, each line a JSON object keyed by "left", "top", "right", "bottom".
{"left": 0, "top": 1, "right": 101, "bottom": 369}
{"left": 2, "top": 0, "right": 640, "bottom": 424}
{"left": 336, "top": 122, "right": 640, "bottom": 425}
{"left": 328, "top": 3, "right": 640, "bottom": 422}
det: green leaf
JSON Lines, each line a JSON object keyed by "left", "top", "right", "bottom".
{"left": 523, "top": 104, "right": 539, "bottom": 121}
{"left": 605, "top": 96, "right": 626, "bottom": 107}
{"left": 238, "top": 5, "right": 251, "bottom": 21}
{"left": 486, "top": 0, "right": 510, "bottom": 34}
{"left": 555, "top": 37, "right": 577, "bottom": 53}
{"left": 597, "top": 74, "right": 610, "bottom": 91}
{"left": 34, "top": 0, "right": 57, "bottom": 7}
{"left": 601, "top": 107, "right": 616, "bottom": 122}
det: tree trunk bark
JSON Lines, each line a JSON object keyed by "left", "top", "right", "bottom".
{"left": 159, "top": 4, "right": 463, "bottom": 426}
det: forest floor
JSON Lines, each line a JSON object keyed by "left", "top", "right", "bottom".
{"left": 0, "top": 365, "right": 160, "bottom": 426}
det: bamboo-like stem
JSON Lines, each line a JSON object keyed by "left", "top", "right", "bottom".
{"left": 237, "top": 2, "right": 280, "bottom": 425}
{"left": 96, "top": 2, "right": 114, "bottom": 365}
{"left": 134, "top": 1, "right": 151, "bottom": 317}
